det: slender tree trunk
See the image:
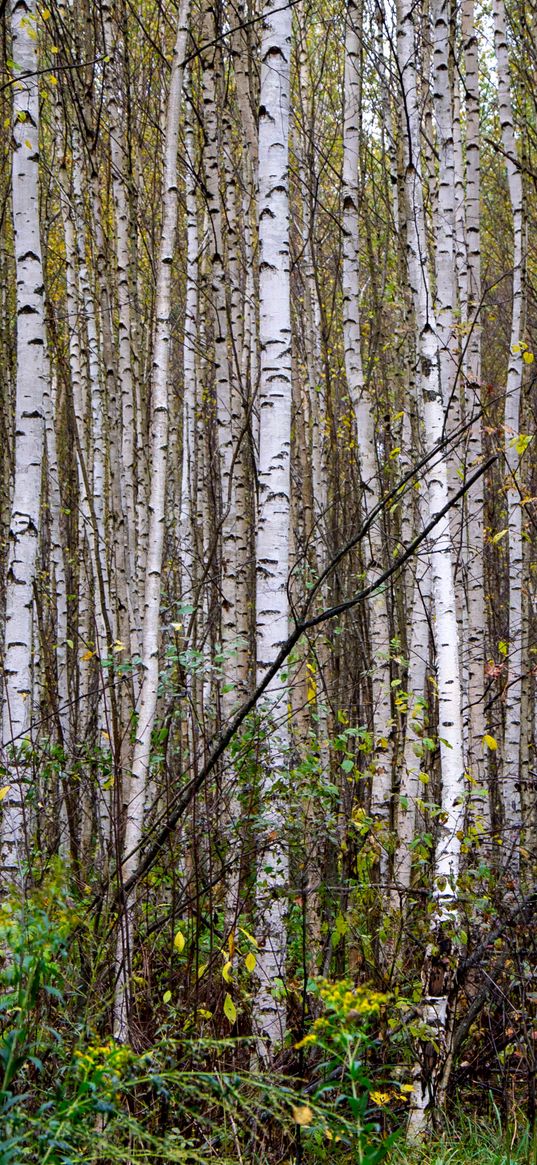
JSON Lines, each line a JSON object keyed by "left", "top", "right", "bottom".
{"left": 114, "top": 2, "right": 191, "bottom": 1040}
{"left": 397, "top": 0, "right": 467, "bottom": 1132}
{"left": 1, "top": 0, "right": 48, "bottom": 880}
{"left": 342, "top": 0, "right": 393, "bottom": 882}
{"left": 460, "top": 0, "right": 486, "bottom": 807}
{"left": 254, "top": 0, "right": 292, "bottom": 1060}
{"left": 493, "top": 0, "right": 525, "bottom": 875}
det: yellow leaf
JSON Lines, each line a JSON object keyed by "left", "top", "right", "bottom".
{"left": 292, "top": 1105, "right": 313, "bottom": 1126}
{"left": 222, "top": 960, "right": 233, "bottom": 983}
{"left": 42, "top": 7, "right": 51, "bottom": 18}
{"left": 245, "top": 952, "right": 256, "bottom": 973}
{"left": 112, "top": 640, "right": 125, "bottom": 653}
{"left": 197, "top": 963, "right": 207, "bottom": 979}
{"left": 163, "top": 990, "right": 172, "bottom": 1004}
{"left": 523, "top": 351, "right": 534, "bottom": 364}
{"left": 171, "top": 622, "right": 182, "bottom": 631}
{"left": 370, "top": 1091, "right": 393, "bottom": 1106}
{"left": 483, "top": 733, "right": 498, "bottom": 751}
{"left": 223, "top": 993, "right": 237, "bottom": 1024}
{"left": 238, "top": 927, "right": 258, "bottom": 947}
{"left": 49, "top": 75, "right": 58, "bottom": 85}
{"left": 81, "top": 649, "right": 94, "bottom": 662}
{"left": 174, "top": 930, "right": 185, "bottom": 954}
{"left": 0, "top": 786, "right": 11, "bottom": 802}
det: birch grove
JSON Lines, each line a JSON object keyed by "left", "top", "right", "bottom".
{"left": 1, "top": 0, "right": 536, "bottom": 1145}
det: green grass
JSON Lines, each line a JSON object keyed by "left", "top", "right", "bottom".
{"left": 392, "top": 1113, "right": 536, "bottom": 1165}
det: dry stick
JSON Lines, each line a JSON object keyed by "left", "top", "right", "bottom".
{"left": 116, "top": 450, "right": 497, "bottom": 903}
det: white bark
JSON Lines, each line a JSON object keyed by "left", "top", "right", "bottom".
{"left": 493, "top": 0, "right": 524, "bottom": 873}
{"left": 102, "top": 2, "right": 142, "bottom": 660}
{"left": 397, "top": 0, "right": 466, "bottom": 1132}
{"left": 254, "top": 0, "right": 292, "bottom": 1058}
{"left": 1, "top": 0, "right": 48, "bottom": 878}
{"left": 460, "top": 0, "right": 486, "bottom": 810}
{"left": 342, "top": 0, "right": 393, "bottom": 879}
{"left": 114, "top": 2, "right": 190, "bottom": 1040}
{"left": 392, "top": 554, "right": 431, "bottom": 904}
{"left": 180, "top": 84, "right": 198, "bottom": 610}
{"left": 43, "top": 371, "right": 71, "bottom": 854}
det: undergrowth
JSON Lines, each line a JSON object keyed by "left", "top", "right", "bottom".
{"left": 1, "top": 874, "right": 535, "bottom": 1164}
{"left": 392, "top": 1113, "right": 537, "bottom": 1165}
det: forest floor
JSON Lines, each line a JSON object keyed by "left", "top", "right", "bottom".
{"left": 391, "top": 1115, "right": 535, "bottom": 1165}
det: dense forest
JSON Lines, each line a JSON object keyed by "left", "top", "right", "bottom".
{"left": 0, "top": 0, "right": 536, "bottom": 1160}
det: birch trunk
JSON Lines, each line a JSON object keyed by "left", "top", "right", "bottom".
{"left": 392, "top": 554, "right": 431, "bottom": 906}
{"left": 114, "top": 2, "right": 190, "bottom": 1040}
{"left": 102, "top": 2, "right": 142, "bottom": 660}
{"left": 342, "top": 0, "right": 393, "bottom": 882}
{"left": 397, "top": 0, "right": 467, "bottom": 1132}
{"left": 457, "top": 0, "right": 486, "bottom": 807}
{"left": 493, "top": 0, "right": 525, "bottom": 875}
{"left": 1, "top": 0, "right": 48, "bottom": 879}
{"left": 254, "top": 0, "right": 292, "bottom": 1059}
{"left": 180, "top": 81, "right": 198, "bottom": 610}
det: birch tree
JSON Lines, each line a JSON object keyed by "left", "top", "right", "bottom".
{"left": 396, "top": 0, "right": 468, "bottom": 1131}
{"left": 114, "top": 1, "right": 190, "bottom": 1041}
{"left": 493, "top": 0, "right": 525, "bottom": 875}
{"left": 254, "top": 0, "right": 293, "bottom": 1058}
{"left": 342, "top": 0, "right": 394, "bottom": 884}
{"left": 1, "top": 0, "right": 48, "bottom": 879}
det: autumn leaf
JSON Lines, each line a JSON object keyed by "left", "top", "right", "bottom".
{"left": 174, "top": 930, "right": 185, "bottom": 954}
{"left": 292, "top": 1105, "right": 313, "bottom": 1126}
{"left": 238, "top": 927, "right": 258, "bottom": 947}
{"left": 223, "top": 993, "right": 237, "bottom": 1024}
